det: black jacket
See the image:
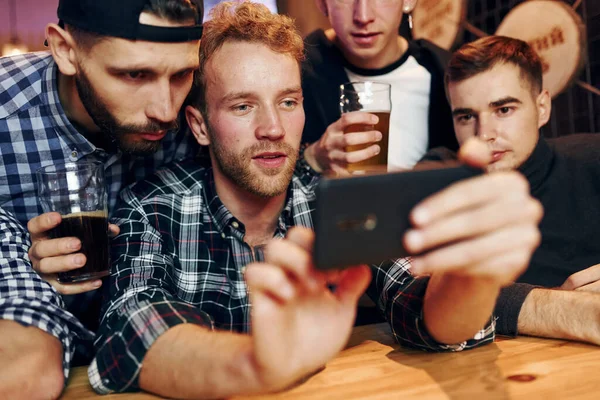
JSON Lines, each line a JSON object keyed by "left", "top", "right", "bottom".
{"left": 301, "top": 29, "right": 458, "bottom": 152}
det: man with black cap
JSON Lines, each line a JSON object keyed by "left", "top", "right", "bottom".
{"left": 0, "top": 0, "right": 204, "bottom": 385}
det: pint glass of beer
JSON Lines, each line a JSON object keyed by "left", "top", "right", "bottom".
{"left": 340, "top": 82, "right": 391, "bottom": 174}
{"left": 36, "top": 162, "right": 110, "bottom": 283}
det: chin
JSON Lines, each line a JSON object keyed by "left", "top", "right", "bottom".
{"left": 486, "top": 161, "right": 515, "bottom": 173}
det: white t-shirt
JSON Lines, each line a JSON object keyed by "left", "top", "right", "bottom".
{"left": 345, "top": 55, "right": 431, "bottom": 170}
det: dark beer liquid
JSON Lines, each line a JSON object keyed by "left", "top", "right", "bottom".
{"left": 49, "top": 211, "right": 110, "bottom": 283}
{"left": 344, "top": 111, "right": 391, "bottom": 174}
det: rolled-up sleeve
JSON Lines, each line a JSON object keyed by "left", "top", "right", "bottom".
{"left": 89, "top": 188, "right": 214, "bottom": 394}
{"left": 0, "top": 208, "right": 92, "bottom": 380}
{"left": 367, "top": 258, "right": 495, "bottom": 352}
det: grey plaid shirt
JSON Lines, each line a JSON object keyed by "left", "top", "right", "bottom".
{"left": 0, "top": 207, "right": 93, "bottom": 380}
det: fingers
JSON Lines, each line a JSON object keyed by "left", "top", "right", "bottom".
{"left": 285, "top": 227, "right": 315, "bottom": 253}
{"left": 264, "top": 238, "right": 318, "bottom": 290}
{"left": 334, "top": 111, "right": 379, "bottom": 131}
{"left": 334, "top": 265, "right": 372, "bottom": 305}
{"left": 44, "top": 276, "right": 103, "bottom": 295}
{"left": 410, "top": 223, "right": 540, "bottom": 281}
{"left": 245, "top": 264, "right": 296, "bottom": 303}
{"left": 37, "top": 253, "right": 86, "bottom": 275}
{"left": 405, "top": 195, "right": 543, "bottom": 255}
{"left": 108, "top": 224, "right": 120, "bottom": 238}
{"left": 339, "top": 130, "right": 382, "bottom": 147}
{"left": 457, "top": 137, "right": 492, "bottom": 168}
{"left": 27, "top": 212, "right": 61, "bottom": 241}
{"left": 29, "top": 237, "right": 82, "bottom": 273}
{"left": 314, "top": 112, "right": 381, "bottom": 173}
{"left": 561, "top": 264, "right": 600, "bottom": 291}
{"left": 329, "top": 144, "right": 380, "bottom": 165}
{"left": 411, "top": 172, "right": 530, "bottom": 227}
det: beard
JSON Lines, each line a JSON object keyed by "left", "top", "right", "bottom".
{"left": 75, "top": 69, "right": 178, "bottom": 156}
{"left": 207, "top": 123, "right": 299, "bottom": 198}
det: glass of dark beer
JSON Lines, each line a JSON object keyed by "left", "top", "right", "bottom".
{"left": 36, "top": 162, "right": 110, "bottom": 283}
{"left": 340, "top": 82, "right": 392, "bottom": 174}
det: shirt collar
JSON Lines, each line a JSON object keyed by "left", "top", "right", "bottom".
{"left": 202, "top": 168, "right": 300, "bottom": 236}
{"left": 203, "top": 168, "right": 236, "bottom": 234}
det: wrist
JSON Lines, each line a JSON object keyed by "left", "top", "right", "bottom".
{"left": 301, "top": 142, "right": 323, "bottom": 173}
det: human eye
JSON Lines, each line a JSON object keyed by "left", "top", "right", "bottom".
{"left": 122, "top": 71, "right": 147, "bottom": 81}
{"left": 456, "top": 114, "right": 474, "bottom": 124}
{"left": 281, "top": 99, "right": 299, "bottom": 109}
{"left": 497, "top": 106, "right": 515, "bottom": 116}
{"left": 231, "top": 103, "right": 252, "bottom": 114}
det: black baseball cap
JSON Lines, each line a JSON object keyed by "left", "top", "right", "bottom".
{"left": 51, "top": 0, "right": 203, "bottom": 43}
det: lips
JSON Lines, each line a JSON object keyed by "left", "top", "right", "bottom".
{"left": 491, "top": 151, "right": 507, "bottom": 163}
{"left": 252, "top": 152, "right": 286, "bottom": 160}
{"left": 351, "top": 32, "right": 381, "bottom": 46}
{"left": 140, "top": 130, "right": 167, "bottom": 141}
{"left": 252, "top": 152, "right": 287, "bottom": 168}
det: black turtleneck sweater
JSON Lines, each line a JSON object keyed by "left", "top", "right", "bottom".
{"left": 423, "top": 133, "right": 600, "bottom": 336}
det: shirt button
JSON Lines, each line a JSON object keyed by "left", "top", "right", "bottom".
{"left": 231, "top": 221, "right": 239, "bottom": 229}
{"left": 70, "top": 151, "right": 78, "bottom": 159}
{"left": 221, "top": 232, "right": 226, "bottom": 239}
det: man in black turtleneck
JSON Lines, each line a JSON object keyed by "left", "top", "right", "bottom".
{"left": 300, "top": 0, "right": 458, "bottom": 174}
{"left": 442, "top": 36, "right": 600, "bottom": 345}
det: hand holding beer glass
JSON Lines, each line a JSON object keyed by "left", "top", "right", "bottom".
{"left": 36, "top": 162, "right": 110, "bottom": 283}
{"left": 340, "top": 82, "right": 391, "bottom": 174}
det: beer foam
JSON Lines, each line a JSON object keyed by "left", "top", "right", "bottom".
{"left": 61, "top": 210, "right": 108, "bottom": 219}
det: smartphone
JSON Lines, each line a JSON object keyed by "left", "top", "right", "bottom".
{"left": 313, "top": 164, "right": 482, "bottom": 270}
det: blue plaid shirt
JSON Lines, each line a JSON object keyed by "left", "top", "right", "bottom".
{"left": 0, "top": 206, "right": 93, "bottom": 380}
{"left": 0, "top": 52, "right": 199, "bottom": 226}
{"left": 0, "top": 51, "right": 199, "bottom": 336}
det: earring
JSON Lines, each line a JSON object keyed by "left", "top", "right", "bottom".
{"left": 408, "top": 12, "right": 413, "bottom": 30}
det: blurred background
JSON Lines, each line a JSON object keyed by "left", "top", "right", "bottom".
{"left": 0, "top": 0, "right": 597, "bottom": 137}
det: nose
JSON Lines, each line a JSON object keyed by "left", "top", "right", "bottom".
{"left": 354, "top": 0, "right": 375, "bottom": 26}
{"left": 146, "top": 79, "right": 178, "bottom": 124}
{"left": 477, "top": 115, "right": 498, "bottom": 141}
{"left": 255, "top": 106, "right": 285, "bottom": 141}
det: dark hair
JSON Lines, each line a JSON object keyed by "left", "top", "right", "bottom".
{"left": 68, "top": 0, "right": 200, "bottom": 49}
{"left": 446, "top": 36, "right": 543, "bottom": 95}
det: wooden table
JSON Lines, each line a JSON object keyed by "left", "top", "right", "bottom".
{"left": 61, "top": 323, "right": 600, "bottom": 399}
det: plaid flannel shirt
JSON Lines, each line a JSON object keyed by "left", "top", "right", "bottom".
{"left": 0, "top": 51, "right": 198, "bottom": 226}
{"left": 0, "top": 51, "right": 199, "bottom": 334}
{"left": 89, "top": 159, "right": 495, "bottom": 394}
{"left": 0, "top": 206, "right": 93, "bottom": 380}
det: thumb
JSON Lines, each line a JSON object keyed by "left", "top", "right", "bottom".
{"left": 334, "top": 265, "right": 372, "bottom": 305}
{"left": 285, "top": 226, "right": 315, "bottom": 254}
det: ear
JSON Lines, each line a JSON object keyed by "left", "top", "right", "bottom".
{"left": 536, "top": 89, "right": 552, "bottom": 129}
{"left": 185, "top": 105, "right": 211, "bottom": 146}
{"left": 45, "top": 23, "right": 78, "bottom": 76}
{"left": 315, "top": 0, "right": 328, "bottom": 16}
{"left": 402, "top": 0, "right": 418, "bottom": 13}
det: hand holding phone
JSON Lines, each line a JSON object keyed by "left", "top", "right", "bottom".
{"left": 313, "top": 165, "right": 482, "bottom": 270}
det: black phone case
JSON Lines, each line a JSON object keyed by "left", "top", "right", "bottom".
{"left": 314, "top": 165, "right": 482, "bottom": 270}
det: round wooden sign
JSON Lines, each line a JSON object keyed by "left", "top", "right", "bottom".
{"left": 411, "top": 0, "right": 467, "bottom": 50}
{"left": 496, "top": 0, "right": 586, "bottom": 98}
